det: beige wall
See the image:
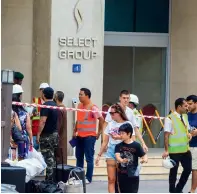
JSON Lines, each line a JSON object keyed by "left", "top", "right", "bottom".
{"left": 1, "top": 0, "right": 33, "bottom": 102}
{"left": 170, "top": 0, "right": 197, "bottom": 108}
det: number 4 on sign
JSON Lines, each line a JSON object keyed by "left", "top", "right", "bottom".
{"left": 72, "top": 64, "right": 81, "bottom": 73}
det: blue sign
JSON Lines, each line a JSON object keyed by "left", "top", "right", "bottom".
{"left": 72, "top": 64, "right": 81, "bottom": 73}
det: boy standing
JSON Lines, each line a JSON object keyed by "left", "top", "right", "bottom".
{"left": 115, "top": 123, "right": 148, "bottom": 193}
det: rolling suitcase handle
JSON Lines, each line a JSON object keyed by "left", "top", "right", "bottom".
{"left": 55, "top": 148, "right": 64, "bottom": 181}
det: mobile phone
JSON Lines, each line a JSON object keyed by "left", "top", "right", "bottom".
{"left": 190, "top": 126, "right": 196, "bottom": 131}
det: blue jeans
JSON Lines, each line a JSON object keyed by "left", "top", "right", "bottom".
{"left": 75, "top": 136, "right": 96, "bottom": 182}
{"left": 33, "top": 136, "right": 39, "bottom": 151}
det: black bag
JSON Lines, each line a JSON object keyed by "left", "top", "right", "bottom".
{"left": 25, "top": 180, "right": 63, "bottom": 193}
{"left": 39, "top": 181, "right": 63, "bottom": 193}
{"left": 11, "top": 124, "right": 25, "bottom": 142}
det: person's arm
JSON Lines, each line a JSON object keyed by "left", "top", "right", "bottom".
{"left": 140, "top": 154, "right": 148, "bottom": 163}
{"left": 130, "top": 111, "right": 148, "bottom": 152}
{"left": 92, "top": 105, "right": 104, "bottom": 139}
{"left": 37, "top": 107, "right": 48, "bottom": 143}
{"left": 162, "top": 117, "right": 172, "bottom": 158}
{"left": 14, "top": 112, "right": 22, "bottom": 130}
{"left": 37, "top": 116, "right": 47, "bottom": 137}
{"left": 134, "top": 127, "right": 148, "bottom": 151}
{"left": 95, "top": 133, "right": 109, "bottom": 166}
{"left": 26, "top": 114, "right": 33, "bottom": 144}
{"left": 115, "top": 144, "right": 128, "bottom": 163}
{"left": 73, "top": 121, "right": 77, "bottom": 137}
{"left": 97, "top": 116, "right": 104, "bottom": 139}
{"left": 136, "top": 142, "right": 148, "bottom": 163}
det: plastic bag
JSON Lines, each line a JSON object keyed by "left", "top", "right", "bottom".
{"left": 127, "top": 164, "right": 141, "bottom": 177}
{"left": 16, "top": 158, "right": 46, "bottom": 182}
{"left": 27, "top": 148, "right": 47, "bottom": 169}
{"left": 1, "top": 184, "right": 18, "bottom": 193}
{"left": 6, "top": 157, "right": 47, "bottom": 182}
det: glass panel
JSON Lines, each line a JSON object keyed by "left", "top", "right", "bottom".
{"left": 105, "top": 0, "right": 134, "bottom": 32}
{"left": 133, "top": 47, "right": 166, "bottom": 148}
{"left": 135, "top": 0, "right": 169, "bottom": 33}
{"left": 103, "top": 46, "right": 134, "bottom": 104}
{"left": 103, "top": 46, "right": 167, "bottom": 148}
{"left": 104, "top": 0, "right": 169, "bottom": 33}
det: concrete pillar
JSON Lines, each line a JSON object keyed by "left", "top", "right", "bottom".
{"left": 170, "top": 0, "right": 197, "bottom": 107}
{"left": 32, "top": 0, "right": 51, "bottom": 97}
{"left": 50, "top": 0, "right": 105, "bottom": 155}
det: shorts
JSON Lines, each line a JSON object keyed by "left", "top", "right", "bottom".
{"left": 190, "top": 147, "right": 197, "bottom": 170}
{"left": 106, "top": 144, "right": 116, "bottom": 160}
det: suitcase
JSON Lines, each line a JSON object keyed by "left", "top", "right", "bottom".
{"left": 1, "top": 165, "right": 26, "bottom": 193}
{"left": 53, "top": 149, "right": 86, "bottom": 193}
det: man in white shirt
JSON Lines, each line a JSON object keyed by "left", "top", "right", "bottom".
{"left": 162, "top": 98, "right": 192, "bottom": 193}
{"left": 104, "top": 90, "right": 148, "bottom": 152}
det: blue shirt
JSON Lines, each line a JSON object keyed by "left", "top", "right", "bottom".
{"left": 188, "top": 112, "right": 197, "bottom": 147}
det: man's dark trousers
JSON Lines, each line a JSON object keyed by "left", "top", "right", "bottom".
{"left": 76, "top": 136, "right": 96, "bottom": 183}
{"left": 169, "top": 151, "right": 192, "bottom": 193}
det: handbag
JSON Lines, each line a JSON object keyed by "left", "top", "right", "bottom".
{"left": 11, "top": 124, "right": 25, "bottom": 142}
{"left": 64, "top": 170, "right": 83, "bottom": 193}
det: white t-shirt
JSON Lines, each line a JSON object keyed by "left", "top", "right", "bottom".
{"left": 104, "top": 121, "right": 135, "bottom": 145}
{"left": 105, "top": 106, "right": 139, "bottom": 128}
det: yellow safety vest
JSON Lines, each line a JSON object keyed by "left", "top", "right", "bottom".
{"left": 32, "top": 97, "right": 40, "bottom": 120}
{"left": 168, "top": 113, "right": 189, "bottom": 154}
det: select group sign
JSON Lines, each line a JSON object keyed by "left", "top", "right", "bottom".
{"left": 58, "top": 37, "right": 97, "bottom": 60}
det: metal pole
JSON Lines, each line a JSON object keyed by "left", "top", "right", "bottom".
{"left": 1, "top": 84, "right": 13, "bottom": 162}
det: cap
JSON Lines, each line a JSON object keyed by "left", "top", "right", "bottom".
{"left": 129, "top": 94, "right": 139, "bottom": 104}
{"left": 39, "top": 83, "right": 49, "bottom": 89}
{"left": 14, "top": 72, "right": 24, "bottom": 80}
{"left": 43, "top": 87, "right": 54, "bottom": 99}
{"left": 13, "top": 84, "right": 24, "bottom": 94}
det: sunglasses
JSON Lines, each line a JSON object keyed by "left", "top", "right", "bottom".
{"left": 109, "top": 111, "right": 117, "bottom": 116}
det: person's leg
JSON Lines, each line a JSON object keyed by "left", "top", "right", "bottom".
{"left": 33, "top": 136, "right": 39, "bottom": 151}
{"left": 117, "top": 173, "right": 127, "bottom": 193}
{"left": 190, "top": 148, "right": 197, "bottom": 193}
{"left": 40, "top": 135, "right": 55, "bottom": 180}
{"left": 169, "top": 154, "right": 180, "bottom": 193}
{"left": 75, "top": 137, "right": 85, "bottom": 168}
{"left": 106, "top": 159, "right": 117, "bottom": 193}
{"left": 176, "top": 151, "right": 192, "bottom": 193}
{"left": 84, "top": 136, "right": 96, "bottom": 182}
{"left": 130, "top": 177, "right": 140, "bottom": 193}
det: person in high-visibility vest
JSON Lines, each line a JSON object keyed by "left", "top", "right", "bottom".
{"left": 32, "top": 83, "right": 49, "bottom": 150}
{"left": 162, "top": 98, "right": 192, "bottom": 193}
{"left": 73, "top": 88, "right": 104, "bottom": 184}
{"left": 128, "top": 94, "right": 143, "bottom": 134}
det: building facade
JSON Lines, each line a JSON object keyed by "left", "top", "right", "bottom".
{"left": 2, "top": 0, "right": 197, "bottom": 154}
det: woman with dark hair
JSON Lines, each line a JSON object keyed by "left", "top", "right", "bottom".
{"left": 12, "top": 84, "right": 33, "bottom": 160}
{"left": 95, "top": 103, "right": 135, "bottom": 193}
